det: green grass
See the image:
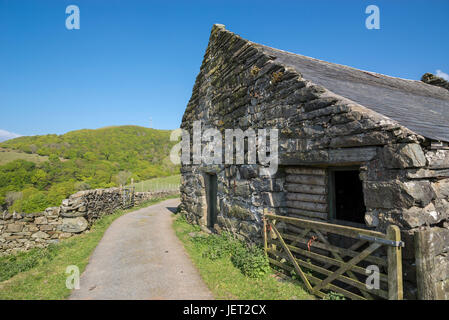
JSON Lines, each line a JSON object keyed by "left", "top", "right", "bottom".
{"left": 0, "top": 195, "right": 178, "bottom": 300}
{"left": 0, "top": 148, "right": 49, "bottom": 165}
{"left": 132, "top": 174, "right": 180, "bottom": 192}
{"left": 172, "top": 215, "right": 314, "bottom": 300}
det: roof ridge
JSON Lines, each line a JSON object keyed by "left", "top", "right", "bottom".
{"left": 213, "top": 25, "right": 449, "bottom": 142}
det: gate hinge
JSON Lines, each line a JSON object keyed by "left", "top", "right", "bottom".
{"left": 358, "top": 234, "right": 405, "bottom": 247}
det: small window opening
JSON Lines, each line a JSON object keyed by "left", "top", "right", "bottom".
{"left": 330, "top": 169, "right": 366, "bottom": 224}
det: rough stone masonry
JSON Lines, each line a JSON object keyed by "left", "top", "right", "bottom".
{"left": 178, "top": 24, "right": 449, "bottom": 299}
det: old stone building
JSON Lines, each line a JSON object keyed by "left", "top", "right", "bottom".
{"left": 179, "top": 24, "right": 449, "bottom": 299}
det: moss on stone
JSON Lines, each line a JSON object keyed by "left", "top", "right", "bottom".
{"left": 228, "top": 205, "right": 251, "bottom": 220}
{"left": 271, "top": 71, "right": 284, "bottom": 84}
{"left": 250, "top": 65, "right": 260, "bottom": 77}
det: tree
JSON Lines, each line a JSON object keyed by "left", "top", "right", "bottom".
{"left": 31, "top": 169, "right": 49, "bottom": 189}
{"left": 21, "top": 192, "right": 50, "bottom": 213}
{"left": 47, "top": 181, "right": 76, "bottom": 206}
{"left": 49, "top": 154, "right": 60, "bottom": 163}
{"left": 83, "top": 151, "right": 97, "bottom": 161}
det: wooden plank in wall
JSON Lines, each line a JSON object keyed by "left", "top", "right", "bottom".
{"left": 328, "top": 147, "right": 378, "bottom": 163}
{"left": 286, "top": 192, "right": 327, "bottom": 203}
{"left": 286, "top": 200, "right": 328, "bottom": 213}
{"left": 285, "top": 166, "right": 329, "bottom": 221}
{"left": 285, "top": 183, "right": 327, "bottom": 195}
{"left": 286, "top": 174, "right": 326, "bottom": 186}
{"left": 285, "top": 167, "right": 326, "bottom": 176}
{"left": 287, "top": 208, "right": 327, "bottom": 220}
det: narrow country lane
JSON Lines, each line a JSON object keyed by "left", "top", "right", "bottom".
{"left": 70, "top": 198, "right": 213, "bottom": 300}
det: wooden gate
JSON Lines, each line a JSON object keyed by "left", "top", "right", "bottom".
{"left": 263, "top": 212, "right": 404, "bottom": 300}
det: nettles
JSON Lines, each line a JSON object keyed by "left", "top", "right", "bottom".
{"left": 191, "top": 231, "right": 270, "bottom": 279}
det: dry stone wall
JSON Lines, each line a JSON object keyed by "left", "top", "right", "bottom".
{"left": 0, "top": 188, "right": 178, "bottom": 256}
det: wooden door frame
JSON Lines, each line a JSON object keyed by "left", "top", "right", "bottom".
{"left": 205, "top": 173, "right": 218, "bottom": 228}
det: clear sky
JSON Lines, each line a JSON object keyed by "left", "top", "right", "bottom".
{"left": 1, "top": 0, "right": 448, "bottom": 138}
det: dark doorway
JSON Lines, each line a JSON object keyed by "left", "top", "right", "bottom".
{"left": 206, "top": 174, "right": 218, "bottom": 228}
{"left": 330, "top": 169, "right": 366, "bottom": 224}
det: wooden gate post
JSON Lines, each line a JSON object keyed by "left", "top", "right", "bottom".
{"left": 414, "top": 228, "right": 449, "bottom": 300}
{"left": 387, "top": 225, "right": 403, "bottom": 300}
{"left": 415, "top": 230, "right": 435, "bottom": 299}
{"left": 131, "top": 186, "right": 135, "bottom": 207}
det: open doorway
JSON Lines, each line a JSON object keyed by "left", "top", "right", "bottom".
{"left": 329, "top": 168, "right": 366, "bottom": 225}
{"left": 205, "top": 173, "right": 218, "bottom": 228}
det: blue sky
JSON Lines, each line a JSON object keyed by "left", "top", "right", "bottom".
{"left": 0, "top": 0, "right": 448, "bottom": 139}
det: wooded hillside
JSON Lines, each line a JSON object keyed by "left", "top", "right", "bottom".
{"left": 0, "top": 126, "right": 179, "bottom": 213}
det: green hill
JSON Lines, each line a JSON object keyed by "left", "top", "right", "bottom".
{"left": 0, "top": 125, "right": 180, "bottom": 213}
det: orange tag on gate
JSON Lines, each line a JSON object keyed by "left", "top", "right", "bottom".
{"left": 307, "top": 236, "right": 317, "bottom": 251}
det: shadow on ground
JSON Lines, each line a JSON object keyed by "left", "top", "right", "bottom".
{"left": 166, "top": 207, "right": 178, "bottom": 214}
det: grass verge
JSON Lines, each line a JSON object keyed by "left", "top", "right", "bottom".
{"left": 172, "top": 215, "right": 314, "bottom": 300}
{"left": 0, "top": 195, "right": 178, "bottom": 300}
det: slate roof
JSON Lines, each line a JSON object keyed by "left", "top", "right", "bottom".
{"left": 259, "top": 45, "right": 449, "bottom": 142}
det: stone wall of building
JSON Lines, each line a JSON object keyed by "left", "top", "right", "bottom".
{"left": 0, "top": 188, "right": 179, "bottom": 256}
{"left": 180, "top": 24, "right": 449, "bottom": 236}
{"left": 421, "top": 73, "right": 449, "bottom": 91}
{"left": 179, "top": 24, "right": 449, "bottom": 299}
